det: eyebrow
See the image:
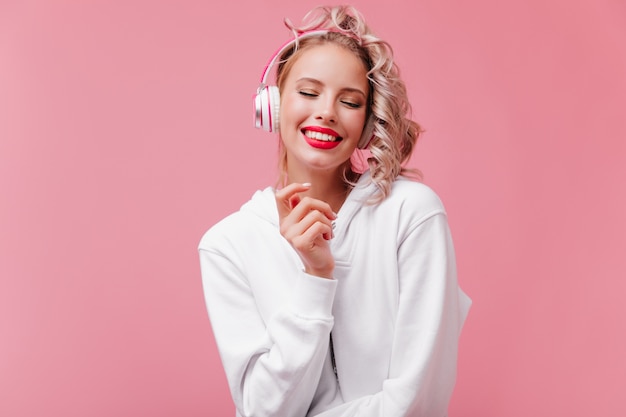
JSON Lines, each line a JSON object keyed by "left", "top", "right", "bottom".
{"left": 296, "top": 77, "right": 367, "bottom": 98}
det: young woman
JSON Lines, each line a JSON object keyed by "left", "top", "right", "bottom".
{"left": 199, "top": 5, "right": 471, "bottom": 416}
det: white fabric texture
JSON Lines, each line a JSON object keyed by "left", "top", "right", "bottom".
{"left": 198, "top": 171, "right": 471, "bottom": 417}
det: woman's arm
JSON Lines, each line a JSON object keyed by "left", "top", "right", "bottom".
{"left": 200, "top": 239, "right": 337, "bottom": 417}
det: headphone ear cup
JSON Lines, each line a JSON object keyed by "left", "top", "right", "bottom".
{"left": 267, "top": 86, "right": 281, "bottom": 132}
{"left": 254, "top": 86, "right": 281, "bottom": 132}
{"left": 358, "top": 115, "right": 375, "bottom": 149}
{"left": 254, "top": 90, "right": 263, "bottom": 129}
{"left": 259, "top": 87, "right": 271, "bottom": 132}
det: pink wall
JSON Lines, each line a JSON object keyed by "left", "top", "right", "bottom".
{"left": 1, "top": 0, "right": 625, "bottom": 415}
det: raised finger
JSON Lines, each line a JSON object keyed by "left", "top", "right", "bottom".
{"left": 275, "top": 182, "right": 311, "bottom": 219}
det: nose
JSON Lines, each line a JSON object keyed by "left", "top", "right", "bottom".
{"left": 315, "top": 97, "right": 337, "bottom": 123}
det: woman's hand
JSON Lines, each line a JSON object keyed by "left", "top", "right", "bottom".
{"left": 275, "top": 183, "right": 337, "bottom": 279}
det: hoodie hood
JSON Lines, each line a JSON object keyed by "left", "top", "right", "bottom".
{"left": 240, "top": 186, "right": 281, "bottom": 226}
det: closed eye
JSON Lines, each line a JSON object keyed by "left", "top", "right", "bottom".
{"left": 341, "top": 100, "right": 362, "bottom": 109}
{"left": 299, "top": 91, "right": 318, "bottom": 97}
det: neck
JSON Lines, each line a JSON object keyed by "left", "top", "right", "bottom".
{"left": 287, "top": 166, "right": 353, "bottom": 213}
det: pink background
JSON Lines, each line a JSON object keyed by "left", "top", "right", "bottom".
{"left": 1, "top": 0, "right": 625, "bottom": 415}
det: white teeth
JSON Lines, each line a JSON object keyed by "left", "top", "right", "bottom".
{"left": 304, "top": 130, "right": 337, "bottom": 142}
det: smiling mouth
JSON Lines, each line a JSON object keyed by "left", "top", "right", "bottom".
{"left": 302, "top": 129, "right": 343, "bottom": 142}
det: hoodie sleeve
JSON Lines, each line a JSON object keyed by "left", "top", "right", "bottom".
{"left": 199, "top": 228, "right": 338, "bottom": 417}
{"left": 308, "top": 212, "right": 471, "bottom": 417}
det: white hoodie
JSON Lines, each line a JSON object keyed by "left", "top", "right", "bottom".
{"left": 199, "top": 171, "right": 471, "bottom": 417}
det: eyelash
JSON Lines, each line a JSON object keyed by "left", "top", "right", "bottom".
{"left": 298, "top": 91, "right": 362, "bottom": 109}
{"left": 342, "top": 101, "right": 361, "bottom": 109}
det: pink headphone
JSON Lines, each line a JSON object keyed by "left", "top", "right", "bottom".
{"left": 253, "top": 30, "right": 375, "bottom": 149}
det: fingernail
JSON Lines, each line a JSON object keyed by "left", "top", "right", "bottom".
{"left": 302, "top": 182, "right": 311, "bottom": 187}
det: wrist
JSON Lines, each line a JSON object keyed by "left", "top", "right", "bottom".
{"left": 305, "top": 266, "right": 334, "bottom": 279}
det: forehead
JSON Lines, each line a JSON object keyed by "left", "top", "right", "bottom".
{"left": 285, "top": 43, "right": 369, "bottom": 91}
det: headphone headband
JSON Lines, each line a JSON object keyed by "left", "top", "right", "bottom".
{"left": 258, "top": 30, "right": 330, "bottom": 91}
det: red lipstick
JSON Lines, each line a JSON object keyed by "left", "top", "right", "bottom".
{"left": 302, "top": 126, "right": 341, "bottom": 137}
{"left": 301, "top": 126, "right": 343, "bottom": 150}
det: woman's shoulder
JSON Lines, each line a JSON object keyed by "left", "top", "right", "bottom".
{"left": 384, "top": 177, "right": 447, "bottom": 218}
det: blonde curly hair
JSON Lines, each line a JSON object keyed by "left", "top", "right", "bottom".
{"left": 275, "top": 5, "right": 422, "bottom": 202}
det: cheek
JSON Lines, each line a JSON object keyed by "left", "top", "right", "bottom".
{"left": 280, "top": 93, "right": 308, "bottom": 124}
{"left": 343, "top": 109, "right": 368, "bottom": 132}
